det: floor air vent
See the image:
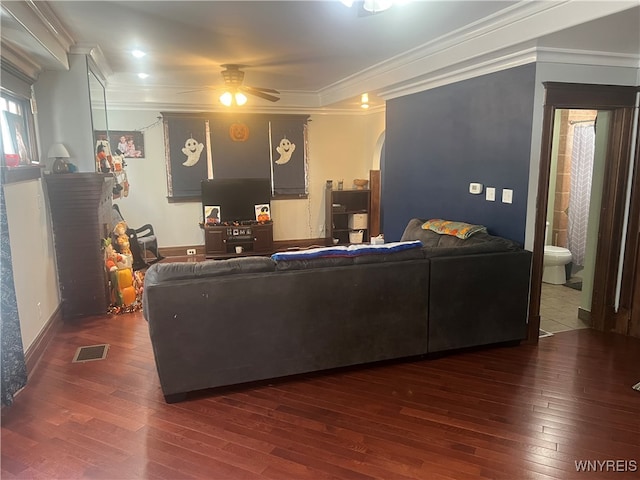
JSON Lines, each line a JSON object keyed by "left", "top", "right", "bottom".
{"left": 72, "top": 344, "right": 109, "bottom": 363}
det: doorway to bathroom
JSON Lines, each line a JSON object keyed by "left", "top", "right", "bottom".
{"left": 528, "top": 83, "right": 639, "bottom": 343}
{"left": 540, "top": 109, "right": 606, "bottom": 334}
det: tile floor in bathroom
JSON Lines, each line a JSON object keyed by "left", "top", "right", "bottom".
{"left": 539, "top": 277, "right": 592, "bottom": 334}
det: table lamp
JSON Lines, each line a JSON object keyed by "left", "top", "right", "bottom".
{"left": 48, "top": 143, "right": 70, "bottom": 174}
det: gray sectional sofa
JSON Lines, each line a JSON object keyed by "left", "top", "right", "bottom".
{"left": 143, "top": 218, "right": 532, "bottom": 402}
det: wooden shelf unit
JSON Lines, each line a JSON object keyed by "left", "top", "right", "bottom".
{"left": 325, "top": 186, "right": 371, "bottom": 245}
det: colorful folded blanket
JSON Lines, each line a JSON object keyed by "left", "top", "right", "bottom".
{"left": 271, "top": 240, "right": 423, "bottom": 261}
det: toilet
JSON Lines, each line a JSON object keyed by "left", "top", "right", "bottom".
{"left": 543, "top": 222, "right": 573, "bottom": 285}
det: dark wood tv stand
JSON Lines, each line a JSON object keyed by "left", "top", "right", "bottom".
{"left": 204, "top": 222, "right": 273, "bottom": 259}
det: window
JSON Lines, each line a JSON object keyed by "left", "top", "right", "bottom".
{"left": 1, "top": 90, "right": 40, "bottom": 182}
{"left": 1, "top": 92, "right": 37, "bottom": 166}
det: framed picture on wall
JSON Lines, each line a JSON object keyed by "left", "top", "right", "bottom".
{"left": 94, "top": 130, "right": 145, "bottom": 158}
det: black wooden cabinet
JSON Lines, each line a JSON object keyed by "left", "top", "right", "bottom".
{"left": 204, "top": 222, "right": 273, "bottom": 258}
{"left": 44, "top": 173, "right": 113, "bottom": 319}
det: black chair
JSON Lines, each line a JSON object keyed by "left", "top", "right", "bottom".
{"left": 112, "top": 204, "right": 163, "bottom": 266}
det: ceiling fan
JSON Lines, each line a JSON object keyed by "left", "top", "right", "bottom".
{"left": 180, "top": 64, "right": 281, "bottom": 105}
{"left": 219, "top": 64, "right": 280, "bottom": 103}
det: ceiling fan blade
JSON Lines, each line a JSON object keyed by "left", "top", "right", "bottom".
{"left": 246, "top": 86, "right": 280, "bottom": 94}
{"left": 178, "top": 85, "right": 223, "bottom": 95}
{"left": 241, "top": 86, "right": 280, "bottom": 102}
{"left": 178, "top": 87, "right": 209, "bottom": 94}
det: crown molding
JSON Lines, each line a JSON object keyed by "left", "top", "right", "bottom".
{"left": 536, "top": 47, "right": 640, "bottom": 69}
{"left": 70, "top": 44, "right": 113, "bottom": 81}
{"left": 103, "top": 97, "right": 384, "bottom": 116}
{"left": 0, "top": 40, "right": 41, "bottom": 81}
{"left": 378, "top": 44, "right": 538, "bottom": 100}
{"left": 378, "top": 44, "right": 640, "bottom": 101}
{"left": 320, "top": 0, "right": 639, "bottom": 105}
{"left": 1, "top": 0, "right": 73, "bottom": 70}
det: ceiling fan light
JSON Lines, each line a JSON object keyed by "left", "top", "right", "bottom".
{"left": 220, "top": 91, "right": 233, "bottom": 106}
{"left": 235, "top": 92, "right": 248, "bottom": 106}
{"left": 363, "top": 0, "right": 393, "bottom": 13}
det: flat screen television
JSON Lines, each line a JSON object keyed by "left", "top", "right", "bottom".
{"left": 201, "top": 178, "right": 272, "bottom": 224}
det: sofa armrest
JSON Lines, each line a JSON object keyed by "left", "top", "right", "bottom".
{"left": 427, "top": 250, "right": 532, "bottom": 353}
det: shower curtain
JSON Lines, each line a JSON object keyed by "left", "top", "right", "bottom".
{"left": 568, "top": 124, "right": 595, "bottom": 267}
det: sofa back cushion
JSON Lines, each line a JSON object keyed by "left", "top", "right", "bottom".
{"left": 144, "top": 257, "right": 276, "bottom": 285}
{"left": 401, "top": 218, "right": 522, "bottom": 256}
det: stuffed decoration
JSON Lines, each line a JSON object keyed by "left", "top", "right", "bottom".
{"left": 275, "top": 137, "right": 295, "bottom": 165}
{"left": 113, "top": 221, "right": 132, "bottom": 256}
{"left": 122, "top": 171, "right": 130, "bottom": 197}
{"left": 111, "top": 150, "right": 124, "bottom": 172}
{"left": 95, "top": 140, "right": 113, "bottom": 173}
{"left": 181, "top": 136, "right": 204, "bottom": 167}
{"left": 103, "top": 238, "right": 136, "bottom": 307}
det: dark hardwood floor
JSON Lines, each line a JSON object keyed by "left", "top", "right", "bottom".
{"left": 2, "top": 313, "right": 639, "bottom": 479}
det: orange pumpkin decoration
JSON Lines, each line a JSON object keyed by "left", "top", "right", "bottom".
{"left": 229, "top": 123, "right": 249, "bottom": 142}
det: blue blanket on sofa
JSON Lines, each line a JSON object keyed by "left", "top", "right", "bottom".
{"left": 271, "top": 240, "right": 422, "bottom": 261}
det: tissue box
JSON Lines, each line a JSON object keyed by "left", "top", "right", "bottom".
{"left": 370, "top": 235, "right": 385, "bottom": 245}
{"left": 348, "top": 213, "right": 368, "bottom": 229}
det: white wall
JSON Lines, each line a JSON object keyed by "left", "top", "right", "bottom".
{"left": 33, "top": 54, "right": 95, "bottom": 172}
{"left": 4, "top": 179, "right": 59, "bottom": 351}
{"left": 107, "top": 109, "right": 386, "bottom": 246}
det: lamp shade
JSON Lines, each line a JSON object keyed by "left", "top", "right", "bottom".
{"left": 47, "top": 143, "right": 70, "bottom": 159}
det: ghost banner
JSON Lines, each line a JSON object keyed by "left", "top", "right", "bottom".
{"left": 163, "top": 113, "right": 211, "bottom": 199}
{"left": 269, "top": 115, "right": 309, "bottom": 197}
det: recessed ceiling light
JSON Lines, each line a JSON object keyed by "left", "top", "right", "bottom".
{"left": 137, "top": 73, "right": 149, "bottom": 79}
{"left": 131, "top": 50, "right": 146, "bottom": 58}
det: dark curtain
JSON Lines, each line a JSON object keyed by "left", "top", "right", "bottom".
{"left": 270, "top": 116, "right": 308, "bottom": 196}
{"left": 210, "top": 115, "right": 271, "bottom": 179}
{"left": 163, "top": 114, "right": 210, "bottom": 199}
{"left": 0, "top": 186, "right": 28, "bottom": 406}
{"left": 163, "top": 112, "right": 309, "bottom": 200}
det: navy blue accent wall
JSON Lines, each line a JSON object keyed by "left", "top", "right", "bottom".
{"left": 383, "top": 64, "right": 536, "bottom": 244}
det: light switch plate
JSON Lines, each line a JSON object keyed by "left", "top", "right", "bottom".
{"left": 486, "top": 187, "right": 496, "bottom": 201}
{"left": 469, "top": 183, "right": 483, "bottom": 194}
{"left": 502, "top": 188, "right": 513, "bottom": 204}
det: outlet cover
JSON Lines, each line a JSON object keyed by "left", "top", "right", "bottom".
{"left": 486, "top": 187, "right": 496, "bottom": 201}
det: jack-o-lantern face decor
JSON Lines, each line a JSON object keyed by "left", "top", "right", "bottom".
{"left": 229, "top": 123, "right": 249, "bottom": 142}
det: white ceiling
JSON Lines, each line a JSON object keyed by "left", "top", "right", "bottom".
{"left": 2, "top": 1, "right": 639, "bottom": 112}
